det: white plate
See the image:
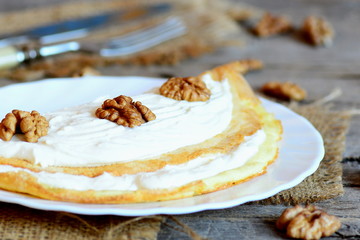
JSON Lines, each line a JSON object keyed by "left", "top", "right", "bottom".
{"left": 0, "top": 76, "right": 324, "bottom": 216}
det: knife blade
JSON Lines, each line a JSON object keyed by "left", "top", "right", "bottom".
{"left": 0, "top": 3, "right": 171, "bottom": 47}
{"left": 0, "top": 17, "right": 187, "bottom": 70}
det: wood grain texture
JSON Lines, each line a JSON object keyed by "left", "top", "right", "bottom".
{"left": 0, "top": 0, "right": 359, "bottom": 239}
{"left": 156, "top": 0, "right": 360, "bottom": 238}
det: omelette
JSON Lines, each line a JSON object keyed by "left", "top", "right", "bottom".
{"left": 0, "top": 61, "right": 282, "bottom": 203}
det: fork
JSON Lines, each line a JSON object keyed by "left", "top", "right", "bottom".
{"left": 100, "top": 16, "right": 187, "bottom": 56}
{"left": 0, "top": 17, "right": 187, "bottom": 69}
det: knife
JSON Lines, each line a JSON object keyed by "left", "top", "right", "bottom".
{"left": 0, "top": 17, "right": 186, "bottom": 70}
{"left": 0, "top": 3, "right": 171, "bottom": 47}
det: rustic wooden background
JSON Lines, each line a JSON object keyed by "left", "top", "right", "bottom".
{"left": 0, "top": 0, "right": 359, "bottom": 239}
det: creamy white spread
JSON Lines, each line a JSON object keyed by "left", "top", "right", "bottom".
{"left": 0, "top": 74, "right": 233, "bottom": 167}
{"left": 0, "top": 130, "right": 265, "bottom": 190}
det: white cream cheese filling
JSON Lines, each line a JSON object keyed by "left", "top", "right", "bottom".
{"left": 0, "top": 74, "right": 233, "bottom": 167}
{"left": 0, "top": 130, "right": 266, "bottom": 191}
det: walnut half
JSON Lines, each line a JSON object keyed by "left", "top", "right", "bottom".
{"left": 0, "top": 110, "right": 49, "bottom": 143}
{"left": 261, "top": 81, "right": 307, "bottom": 101}
{"left": 276, "top": 205, "right": 341, "bottom": 240}
{"left": 95, "top": 95, "right": 156, "bottom": 128}
{"left": 253, "top": 12, "right": 292, "bottom": 37}
{"left": 159, "top": 77, "right": 211, "bottom": 102}
{"left": 234, "top": 59, "right": 264, "bottom": 75}
{"left": 302, "top": 16, "right": 334, "bottom": 47}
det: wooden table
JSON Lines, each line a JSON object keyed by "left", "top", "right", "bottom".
{"left": 155, "top": 1, "right": 359, "bottom": 238}
{"left": 0, "top": 0, "right": 359, "bottom": 239}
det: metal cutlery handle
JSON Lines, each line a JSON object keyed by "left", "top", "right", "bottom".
{"left": 0, "top": 42, "right": 81, "bottom": 70}
{"left": 0, "top": 46, "right": 25, "bottom": 70}
{"left": 0, "top": 35, "right": 31, "bottom": 48}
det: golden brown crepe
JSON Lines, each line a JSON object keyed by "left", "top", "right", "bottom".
{"left": 0, "top": 61, "right": 282, "bottom": 203}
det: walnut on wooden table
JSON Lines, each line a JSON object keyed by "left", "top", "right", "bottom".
{"left": 71, "top": 66, "right": 100, "bottom": 77}
{"left": 0, "top": 110, "right": 49, "bottom": 143}
{"left": 160, "top": 77, "right": 211, "bottom": 102}
{"left": 261, "top": 81, "right": 307, "bottom": 101}
{"left": 235, "top": 59, "right": 264, "bottom": 75}
{"left": 276, "top": 205, "right": 341, "bottom": 240}
{"left": 301, "top": 16, "right": 335, "bottom": 47}
{"left": 95, "top": 95, "right": 156, "bottom": 128}
{"left": 253, "top": 12, "right": 292, "bottom": 37}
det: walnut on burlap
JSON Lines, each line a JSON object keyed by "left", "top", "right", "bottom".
{"left": 0, "top": 102, "right": 352, "bottom": 240}
{"left": 0, "top": 0, "right": 262, "bottom": 81}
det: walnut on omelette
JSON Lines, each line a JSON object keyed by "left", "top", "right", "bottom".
{"left": 0, "top": 61, "right": 282, "bottom": 204}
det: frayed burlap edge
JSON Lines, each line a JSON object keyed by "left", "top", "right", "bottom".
{"left": 0, "top": 203, "right": 165, "bottom": 240}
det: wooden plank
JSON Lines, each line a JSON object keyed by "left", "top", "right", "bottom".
{"left": 156, "top": 0, "right": 360, "bottom": 238}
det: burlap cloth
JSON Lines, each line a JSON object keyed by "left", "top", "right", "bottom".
{"left": 256, "top": 102, "right": 352, "bottom": 205}
{"left": 0, "top": 0, "right": 354, "bottom": 239}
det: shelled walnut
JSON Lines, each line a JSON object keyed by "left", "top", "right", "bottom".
{"left": 160, "top": 77, "right": 211, "bottom": 102}
{"left": 261, "top": 81, "right": 307, "bottom": 101}
{"left": 72, "top": 66, "right": 100, "bottom": 77}
{"left": 253, "top": 12, "right": 292, "bottom": 37}
{"left": 277, "top": 205, "right": 341, "bottom": 240}
{"left": 302, "top": 16, "right": 334, "bottom": 46}
{"left": 95, "top": 95, "right": 156, "bottom": 128}
{"left": 0, "top": 113, "right": 17, "bottom": 141}
{"left": 0, "top": 110, "right": 49, "bottom": 143}
{"left": 235, "top": 59, "right": 263, "bottom": 75}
